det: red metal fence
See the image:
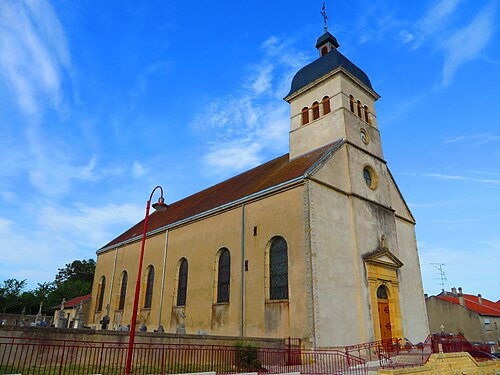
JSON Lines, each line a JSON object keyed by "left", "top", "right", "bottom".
{"left": 0, "top": 336, "right": 367, "bottom": 375}
{"left": 346, "top": 333, "right": 495, "bottom": 370}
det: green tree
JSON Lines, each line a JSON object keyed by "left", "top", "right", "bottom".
{"left": 0, "top": 259, "right": 96, "bottom": 314}
{"left": 0, "top": 279, "right": 27, "bottom": 313}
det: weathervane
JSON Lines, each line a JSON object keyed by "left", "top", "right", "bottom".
{"left": 320, "top": 1, "right": 329, "bottom": 32}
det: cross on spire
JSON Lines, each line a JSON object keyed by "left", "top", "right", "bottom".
{"left": 320, "top": 1, "right": 329, "bottom": 32}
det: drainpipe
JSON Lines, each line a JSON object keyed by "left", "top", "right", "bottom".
{"left": 240, "top": 203, "right": 246, "bottom": 337}
{"left": 157, "top": 230, "right": 169, "bottom": 331}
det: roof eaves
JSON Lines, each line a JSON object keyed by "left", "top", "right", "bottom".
{"left": 303, "top": 138, "right": 345, "bottom": 177}
{"left": 97, "top": 175, "right": 305, "bottom": 254}
{"left": 284, "top": 67, "right": 379, "bottom": 103}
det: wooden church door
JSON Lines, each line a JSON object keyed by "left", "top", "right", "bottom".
{"left": 377, "top": 285, "right": 392, "bottom": 342}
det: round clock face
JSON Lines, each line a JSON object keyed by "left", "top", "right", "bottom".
{"left": 360, "top": 129, "right": 370, "bottom": 144}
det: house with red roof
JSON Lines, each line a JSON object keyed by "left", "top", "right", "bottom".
{"left": 53, "top": 293, "right": 92, "bottom": 329}
{"left": 88, "top": 27, "right": 430, "bottom": 347}
{"left": 426, "top": 287, "right": 500, "bottom": 350}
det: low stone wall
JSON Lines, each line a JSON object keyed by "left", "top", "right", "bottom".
{"left": 378, "top": 352, "right": 500, "bottom": 375}
{"left": 0, "top": 325, "right": 285, "bottom": 348}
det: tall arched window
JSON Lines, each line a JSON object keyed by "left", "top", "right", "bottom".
{"left": 217, "top": 249, "right": 231, "bottom": 303}
{"left": 312, "top": 101, "right": 320, "bottom": 120}
{"left": 349, "top": 95, "right": 355, "bottom": 113}
{"left": 269, "top": 237, "right": 289, "bottom": 300}
{"left": 321, "top": 46, "right": 328, "bottom": 56}
{"left": 322, "top": 96, "right": 331, "bottom": 115}
{"left": 301, "top": 107, "right": 309, "bottom": 125}
{"left": 364, "top": 105, "right": 371, "bottom": 124}
{"left": 118, "top": 271, "right": 128, "bottom": 311}
{"left": 96, "top": 276, "right": 106, "bottom": 312}
{"left": 144, "top": 266, "right": 154, "bottom": 308}
{"left": 357, "top": 100, "right": 362, "bottom": 118}
{"left": 177, "top": 258, "right": 188, "bottom": 306}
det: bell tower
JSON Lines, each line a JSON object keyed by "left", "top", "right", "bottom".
{"left": 284, "top": 30, "right": 383, "bottom": 160}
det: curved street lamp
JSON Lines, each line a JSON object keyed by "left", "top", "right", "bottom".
{"left": 126, "top": 186, "right": 168, "bottom": 374}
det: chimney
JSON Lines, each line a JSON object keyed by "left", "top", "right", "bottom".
{"left": 458, "top": 287, "right": 465, "bottom": 306}
{"left": 424, "top": 293, "right": 428, "bottom": 299}
{"left": 451, "top": 287, "right": 457, "bottom": 295}
{"left": 478, "top": 294, "right": 483, "bottom": 305}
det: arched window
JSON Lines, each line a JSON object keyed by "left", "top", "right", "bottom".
{"left": 96, "top": 276, "right": 106, "bottom": 312}
{"left": 118, "top": 271, "right": 127, "bottom": 311}
{"left": 177, "top": 258, "right": 188, "bottom": 306}
{"left": 322, "top": 96, "right": 331, "bottom": 115}
{"left": 301, "top": 107, "right": 309, "bottom": 125}
{"left": 269, "top": 237, "right": 289, "bottom": 300}
{"left": 377, "top": 285, "right": 389, "bottom": 299}
{"left": 364, "top": 106, "right": 371, "bottom": 124}
{"left": 312, "top": 101, "right": 320, "bottom": 120}
{"left": 349, "top": 95, "right": 355, "bottom": 113}
{"left": 217, "top": 249, "right": 231, "bottom": 303}
{"left": 321, "top": 46, "right": 328, "bottom": 56}
{"left": 144, "top": 266, "right": 154, "bottom": 308}
{"left": 357, "top": 100, "right": 362, "bottom": 118}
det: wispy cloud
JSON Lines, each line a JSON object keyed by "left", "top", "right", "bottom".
{"left": 132, "top": 161, "right": 147, "bottom": 179}
{"left": 444, "top": 134, "right": 500, "bottom": 146}
{"left": 422, "top": 172, "right": 500, "bottom": 186}
{"left": 191, "top": 36, "right": 309, "bottom": 177}
{"left": 0, "top": 0, "right": 70, "bottom": 116}
{"left": 397, "top": 0, "right": 496, "bottom": 87}
{"left": 408, "top": 200, "right": 456, "bottom": 209}
{"left": 441, "top": 4, "right": 496, "bottom": 87}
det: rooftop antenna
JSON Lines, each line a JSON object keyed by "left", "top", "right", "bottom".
{"left": 320, "top": 1, "right": 329, "bottom": 32}
{"left": 430, "top": 263, "right": 447, "bottom": 290}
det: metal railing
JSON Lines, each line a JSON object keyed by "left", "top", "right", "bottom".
{"left": 0, "top": 336, "right": 367, "bottom": 375}
{"left": 346, "top": 333, "right": 495, "bottom": 370}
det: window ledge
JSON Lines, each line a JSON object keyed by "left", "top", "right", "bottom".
{"left": 265, "top": 299, "right": 289, "bottom": 304}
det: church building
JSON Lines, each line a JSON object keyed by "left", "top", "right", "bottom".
{"left": 89, "top": 27, "right": 429, "bottom": 348}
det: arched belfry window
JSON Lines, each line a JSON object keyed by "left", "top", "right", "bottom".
{"left": 377, "top": 285, "right": 389, "bottom": 299}
{"left": 312, "top": 101, "right": 320, "bottom": 120}
{"left": 177, "top": 258, "right": 188, "bottom": 306}
{"left": 349, "top": 95, "right": 355, "bottom": 113}
{"left": 322, "top": 96, "right": 331, "bottom": 115}
{"left": 301, "top": 107, "right": 309, "bottom": 125}
{"left": 217, "top": 249, "right": 231, "bottom": 303}
{"left": 118, "top": 271, "right": 128, "bottom": 311}
{"left": 364, "top": 105, "right": 371, "bottom": 124}
{"left": 144, "top": 266, "right": 154, "bottom": 308}
{"left": 357, "top": 100, "right": 362, "bottom": 118}
{"left": 96, "top": 276, "right": 106, "bottom": 312}
{"left": 269, "top": 236, "right": 289, "bottom": 300}
{"left": 321, "top": 46, "right": 328, "bottom": 56}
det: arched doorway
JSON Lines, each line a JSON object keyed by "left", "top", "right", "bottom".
{"left": 377, "top": 285, "right": 392, "bottom": 342}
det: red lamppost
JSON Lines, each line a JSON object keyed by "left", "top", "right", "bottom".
{"left": 125, "top": 186, "right": 168, "bottom": 374}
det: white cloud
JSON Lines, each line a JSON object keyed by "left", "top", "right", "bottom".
{"left": 191, "top": 36, "right": 309, "bottom": 176}
{"left": 421, "top": 172, "right": 500, "bottom": 186}
{"left": 441, "top": 5, "right": 496, "bottom": 87}
{"left": 0, "top": 0, "right": 70, "bottom": 115}
{"left": 132, "top": 161, "right": 147, "bottom": 178}
{"left": 422, "top": 173, "right": 468, "bottom": 181}
{"left": 0, "top": 201, "right": 144, "bottom": 287}
{"left": 395, "top": 1, "right": 496, "bottom": 87}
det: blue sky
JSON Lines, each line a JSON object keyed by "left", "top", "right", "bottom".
{"left": 0, "top": 0, "right": 498, "bottom": 301}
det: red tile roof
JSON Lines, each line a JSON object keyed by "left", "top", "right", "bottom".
{"left": 55, "top": 293, "right": 92, "bottom": 310}
{"left": 436, "top": 294, "right": 500, "bottom": 317}
{"left": 100, "top": 140, "right": 344, "bottom": 251}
